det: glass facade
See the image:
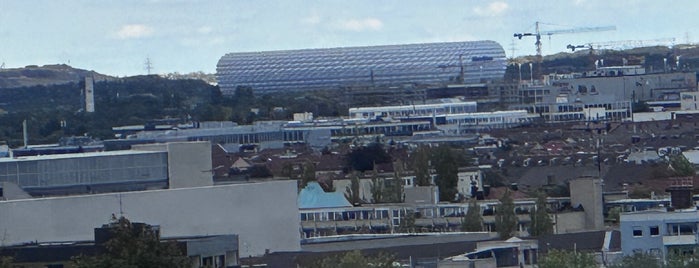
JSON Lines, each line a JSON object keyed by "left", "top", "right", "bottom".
{"left": 0, "top": 152, "right": 168, "bottom": 189}
{"left": 216, "top": 40, "right": 507, "bottom": 95}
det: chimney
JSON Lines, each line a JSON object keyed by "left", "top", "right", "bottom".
{"left": 666, "top": 177, "right": 694, "bottom": 209}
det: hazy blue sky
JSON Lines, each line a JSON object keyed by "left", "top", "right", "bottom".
{"left": 1, "top": 0, "right": 696, "bottom": 76}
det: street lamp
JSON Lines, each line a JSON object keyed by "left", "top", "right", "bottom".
{"left": 517, "top": 62, "right": 522, "bottom": 84}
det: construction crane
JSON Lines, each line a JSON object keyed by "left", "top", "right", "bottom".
{"left": 514, "top": 21, "right": 616, "bottom": 59}
{"left": 566, "top": 38, "right": 676, "bottom": 52}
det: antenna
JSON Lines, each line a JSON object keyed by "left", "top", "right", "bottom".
{"left": 144, "top": 57, "right": 153, "bottom": 75}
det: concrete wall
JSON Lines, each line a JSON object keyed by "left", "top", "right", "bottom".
{"left": 457, "top": 170, "right": 483, "bottom": 198}
{"left": 404, "top": 186, "right": 438, "bottom": 204}
{"left": 570, "top": 177, "right": 604, "bottom": 230}
{"left": 134, "top": 141, "right": 214, "bottom": 189}
{"left": 554, "top": 211, "right": 586, "bottom": 234}
{"left": 0, "top": 181, "right": 300, "bottom": 257}
{"left": 166, "top": 142, "right": 213, "bottom": 188}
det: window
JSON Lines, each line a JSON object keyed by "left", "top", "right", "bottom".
{"left": 633, "top": 227, "right": 643, "bottom": 237}
{"left": 650, "top": 226, "right": 659, "bottom": 236}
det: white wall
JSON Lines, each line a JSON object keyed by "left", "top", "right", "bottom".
{"left": 0, "top": 181, "right": 300, "bottom": 257}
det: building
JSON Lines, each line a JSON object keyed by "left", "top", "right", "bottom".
{"left": 0, "top": 223, "right": 239, "bottom": 268}
{"left": 0, "top": 141, "right": 211, "bottom": 196}
{"left": 348, "top": 99, "right": 478, "bottom": 120}
{"left": 0, "top": 181, "right": 300, "bottom": 257}
{"left": 619, "top": 178, "right": 697, "bottom": 261}
{"left": 216, "top": 41, "right": 507, "bottom": 95}
{"left": 440, "top": 237, "right": 538, "bottom": 268}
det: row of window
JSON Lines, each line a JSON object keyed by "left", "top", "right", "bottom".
{"left": 632, "top": 223, "right": 696, "bottom": 237}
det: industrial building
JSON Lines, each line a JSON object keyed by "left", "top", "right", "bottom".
{"left": 0, "top": 180, "right": 301, "bottom": 258}
{"left": 0, "top": 142, "right": 212, "bottom": 197}
{"left": 216, "top": 41, "right": 507, "bottom": 95}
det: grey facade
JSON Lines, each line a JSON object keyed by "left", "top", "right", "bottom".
{"left": 216, "top": 41, "right": 507, "bottom": 95}
{"left": 0, "top": 181, "right": 301, "bottom": 257}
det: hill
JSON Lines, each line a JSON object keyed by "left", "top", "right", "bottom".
{"left": 0, "top": 64, "right": 114, "bottom": 89}
{"left": 508, "top": 44, "right": 699, "bottom": 79}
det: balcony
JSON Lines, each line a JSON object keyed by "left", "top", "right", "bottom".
{"left": 663, "top": 235, "right": 697, "bottom": 246}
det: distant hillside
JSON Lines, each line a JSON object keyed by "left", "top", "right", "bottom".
{"left": 0, "top": 64, "right": 114, "bottom": 89}
{"left": 508, "top": 44, "right": 699, "bottom": 80}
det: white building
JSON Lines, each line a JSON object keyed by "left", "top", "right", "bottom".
{"left": 0, "top": 181, "right": 301, "bottom": 257}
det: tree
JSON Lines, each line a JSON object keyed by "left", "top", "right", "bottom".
{"left": 538, "top": 249, "right": 596, "bottom": 268}
{"left": 529, "top": 192, "right": 553, "bottom": 236}
{"left": 461, "top": 199, "right": 483, "bottom": 232}
{"left": 345, "top": 172, "right": 362, "bottom": 205}
{"left": 494, "top": 189, "right": 518, "bottom": 239}
{"left": 607, "top": 207, "right": 621, "bottom": 224}
{"left": 370, "top": 168, "right": 385, "bottom": 203}
{"left": 432, "top": 145, "right": 459, "bottom": 202}
{"left": 305, "top": 250, "right": 396, "bottom": 268}
{"left": 669, "top": 154, "right": 695, "bottom": 177}
{"left": 72, "top": 215, "right": 190, "bottom": 268}
{"left": 412, "top": 146, "right": 432, "bottom": 186}
{"left": 300, "top": 161, "right": 316, "bottom": 188}
{"left": 610, "top": 252, "right": 661, "bottom": 268}
{"left": 396, "top": 209, "right": 416, "bottom": 233}
{"left": 666, "top": 250, "right": 699, "bottom": 268}
{"left": 0, "top": 257, "right": 13, "bottom": 268}
{"left": 346, "top": 143, "right": 392, "bottom": 172}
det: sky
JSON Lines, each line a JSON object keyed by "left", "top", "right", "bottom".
{"left": 1, "top": 0, "right": 697, "bottom": 76}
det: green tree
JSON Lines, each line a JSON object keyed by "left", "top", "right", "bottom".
{"left": 529, "top": 192, "right": 554, "bottom": 236}
{"left": 412, "top": 146, "right": 432, "bottom": 186}
{"left": 370, "top": 168, "right": 385, "bottom": 203}
{"left": 432, "top": 145, "right": 459, "bottom": 202}
{"left": 346, "top": 143, "right": 391, "bottom": 172}
{"left": 669, "top": 154, "right": 695, "bottom": 177}
{"left": 72, "top": 215, "right": 189, "bottom": 268}
{"left": 610, "top": 252, "right": 661, "bottom": 268}
{"left": 0, "top": 257, "right": 13, "bottom": 268}
{"left": 538, "top": 249, "right": 596, "bottom": 268}
{"left": 494, "top": 189, "right": 518, "bottom": 239}
{"left": 666, "top": 250, "right": 699, "bottom": 268}
{"left": 607, "top": 207, "right": 621, "bottom": 224}
{"left": 461, "top": 199, "right": 483, "bottom": 232}
{"left": 300, "top": 161, "right": 317, "bottom": 188}
{"left": 396, "top": 209, "right": 416, "bottom": 233}
{"left": 306, "top": 250, "right": 396, "bottom": 268}
{"left": 345, "top": 172, "right": 362, "bottom": 205}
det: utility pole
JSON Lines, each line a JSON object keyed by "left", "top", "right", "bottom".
{"left": 144, "top": 57, "right": 153, "bottom": 75}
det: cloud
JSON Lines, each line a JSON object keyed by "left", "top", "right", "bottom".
{"left": 301, "top": 14, "right": 322, "bottom": 25}
{"left": 197, "top": 26, "right": 213, "bottom": 34}
{"left": 473, "top": 1, "right": 509, "bottom": 16}
{"left": 338, "top": 18, "right": 383, "bottom": 32}
{"left": 114, "top": 24, "right": 154, "bottom": 39}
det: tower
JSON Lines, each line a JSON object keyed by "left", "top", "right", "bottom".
{"left": 84, "top": 76, "right": 95, "bottom": 113}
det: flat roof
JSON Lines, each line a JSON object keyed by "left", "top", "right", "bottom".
{"left": 0, "top": 150, "right": 165, "bottom": 163}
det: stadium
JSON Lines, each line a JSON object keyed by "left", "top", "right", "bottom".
{"left": 216, "top": 41, "right": 507, "bottom": 95}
